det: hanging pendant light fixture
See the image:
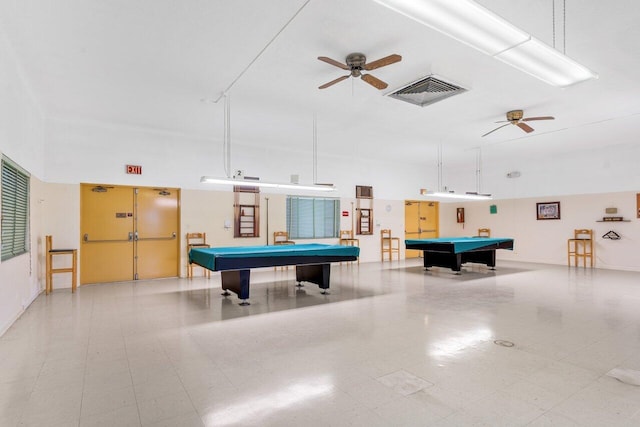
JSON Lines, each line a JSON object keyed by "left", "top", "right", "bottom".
{"left": 421, "top": 145, "right": 492, "bottom": 200}
{"left": 200, "top": 103, "right": 336, "bottom": 192}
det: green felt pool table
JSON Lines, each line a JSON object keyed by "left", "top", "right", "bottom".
{"left": 189, "top": 243, "right": 359, "bottom": 305}
{"left": 405, "top": 237, "right": 514, "bottom": 273}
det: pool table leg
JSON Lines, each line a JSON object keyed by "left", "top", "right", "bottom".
{"left": 422, "top": 252, "right": 463, "bottom": 273}
{"left": 296, "top": 264, "right": 331, "bottom": 294}
{"left": 221, "top": 270, "right": 251, "bottom": 305}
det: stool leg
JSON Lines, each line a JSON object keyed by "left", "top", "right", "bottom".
{"left": 72, "top": 250, "right": 77, "bottom": 293}
{"left": 46, "top": 252, "right": 52, "bottom": 294}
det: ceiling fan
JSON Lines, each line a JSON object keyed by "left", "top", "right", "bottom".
{"left": 482, "top": 110, "right": 555, "bottom": 137}
{"left": 317, "top": 52, "right": 401, "bottom": 90}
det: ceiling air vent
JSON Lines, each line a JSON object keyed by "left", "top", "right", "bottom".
{"left": 388, "top": 75, "right": 467, "bottom": 107}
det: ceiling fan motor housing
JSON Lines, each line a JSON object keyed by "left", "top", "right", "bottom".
{"left": 346, "top": 52, "right": 366, "bottom": 76}
{"left": 507, "top": 110, "right": 524, "bottom": 122}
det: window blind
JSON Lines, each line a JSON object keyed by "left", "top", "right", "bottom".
{"left": 287, "top": 196, "right": 339, "bottom": 239}
{"left": 1, "top": 157, "right": 30, "bottom": 261}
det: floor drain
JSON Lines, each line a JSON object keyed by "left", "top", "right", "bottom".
{"left": 494, "top": 340, "right": 515, "bottom": 347}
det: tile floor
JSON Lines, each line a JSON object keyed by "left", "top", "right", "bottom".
{"left": 1, "top": 259, "right": 640, "bottom": 426}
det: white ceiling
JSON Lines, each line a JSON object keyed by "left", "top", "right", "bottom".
{"left": 2, "top": 0, "right": 640, "bottom": 173}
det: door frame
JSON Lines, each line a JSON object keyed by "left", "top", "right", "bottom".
{"left": 79, "top": 183, "right": 181, "bottom": 285}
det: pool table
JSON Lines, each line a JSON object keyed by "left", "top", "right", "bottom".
{"left": 405, "top": 237, "right": 514, "bottom": 273}
{"left": 189, "top": 243, "right": 359, "bottom": 305}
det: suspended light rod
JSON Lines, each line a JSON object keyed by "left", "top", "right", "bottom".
{"left": 200, "top": 176, "right": 336, "bottom": 192}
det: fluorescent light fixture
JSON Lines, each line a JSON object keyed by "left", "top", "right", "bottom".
{"left": 495, "top": 37, "right": 597, "bottom": 87}
{"left": 374, "top": 0, "right": 597, "bottom": 87}
{"left": 374, "top": 0, "right": 529, "bottom": 56}
{"left": 200, "top": 176, "right": 336, "bottom": 192}
{"left": 422, "top": 191, "right": 492, "bottom": 201}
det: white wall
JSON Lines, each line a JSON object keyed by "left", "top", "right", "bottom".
{"left": 45, "top": 117, "right": 430, "bottom": 201}
{"left": 0, "top": 29, "right": 47, "bottom": 335}
{"left": 439, "top": 191, "right": 640, "bottom": 271}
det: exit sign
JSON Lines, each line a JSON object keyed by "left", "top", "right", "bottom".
{"left": 126, "top": 165, "right": 142, "bottom": 175}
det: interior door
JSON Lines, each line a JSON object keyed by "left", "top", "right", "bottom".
{"left": 135, "top": 187, "right": 179, "bottom": 279}
{"left": 419, "top": 201, "right": 439, "bottom": 239}
{"left": 404, "top": 201, "right": 439, "bottom": 259}
{"left": 404, "top": 201, "right": 421, "bottom": 258}
{"left": 80, "top": 184, "right": 134, "bottom": 284}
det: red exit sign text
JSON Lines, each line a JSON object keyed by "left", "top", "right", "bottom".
{"left": 126, "top": 165, "right": 142, "bottom": 175}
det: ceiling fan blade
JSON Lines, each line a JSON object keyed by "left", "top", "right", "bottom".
{"left": 361, "top": 74, "right": 388, "bottom": 89}
{"left": 318, "top": 75, "right": 350, "bottom": 89}
{"left": 517, "top": 122, "right": 535, "bottom": 133}
{"left": 363, "top": 54, "right": 402, "bottom": 71}
{"left": 522, "top": 116, "right": 555, "bottom": 121}
{"left": 317, "top": 56, "right": 349, "bottom": 70}
{"left": 481, "top": 123, "right": 511, "bottom": 137}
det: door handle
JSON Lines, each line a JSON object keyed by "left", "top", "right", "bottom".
{"left": 84, "top": 233, "right": 133, "bottom": 243}
{"left": 136, "top": 232, "right": 177, "bottom": 241}
{"left": 423, "top": 229, "right": 437, "bottom": 233}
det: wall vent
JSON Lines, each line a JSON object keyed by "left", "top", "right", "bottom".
{"left": 388, "top": 75, "right": 467, "bottom": 107}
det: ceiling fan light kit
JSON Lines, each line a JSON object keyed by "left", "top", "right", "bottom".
{"left": 373, "top": 0, "right": 597, "bottom": 87}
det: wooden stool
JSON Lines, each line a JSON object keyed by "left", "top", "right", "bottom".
{"left": 187, "top": 232, "right": 210, "bottom": 278}
{"left": 478, "top": 228, "right": 491, "bottom": 237}
{"left": 339, "top": 230, "right": 359, "bottom": 264}
{"left": 380, "top": 229, "right": 400, "bottom": 262}
{"left": 273, "top": 231, "right": 295, "bottom": 270}
{"left": 45, "top": 235, "right": 77, "bottom": 294}
{"left": 567, "top": 229, "right": 594, "bottom": 267}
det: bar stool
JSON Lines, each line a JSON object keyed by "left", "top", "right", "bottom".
{"left": 567, "top": 229, "right": 594, "bottom": 267}
{"left": 273, "top": 231, "right": 295, "bottom": 245}
{"left": 273, "top": 231, "right": 295, "bottom": 270}
{"left": 187, "top": 232, "right": 210, "bottom": 278}
{"left": 339, "top": 230, "right": 359, "bottom": 264}
{"left": 45, "top": 235, "right": 77, "bottom": 294}
{"left": 380, "top": 229, "right": 400, "bottom": 262}
{"left": 478, "top": 228, "right": 491, "bottom": 237}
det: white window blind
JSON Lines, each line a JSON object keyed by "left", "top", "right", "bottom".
{"left": 287, "top": 196, "right": 339, "bottom": 239}
{"left": 1, "top": 157, "right": 30, "bottom": 261}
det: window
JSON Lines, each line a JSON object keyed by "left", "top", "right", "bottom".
{"left": 287, "top": 196, "right": 339, "bottom": 239}
{"left": 1, "top": 157, "right": 30, "bottom": 261}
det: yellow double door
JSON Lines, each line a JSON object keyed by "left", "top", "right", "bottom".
{"left": 80, "top": 184, "right": 180, "bottom": 284}
{"left": 405, "top": 200, "right": 439, "bottom": 258}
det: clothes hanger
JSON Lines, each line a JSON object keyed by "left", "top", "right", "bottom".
{"left": 602, "top": 230, "right": 621, "bottom": 240}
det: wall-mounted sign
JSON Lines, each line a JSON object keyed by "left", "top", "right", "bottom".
{"left": 342, "top": 211, "right": 349, "bottom": 217}
{"left": 126, "top": 165, "right": 142, "bottom": 175}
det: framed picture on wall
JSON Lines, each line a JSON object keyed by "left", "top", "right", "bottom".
{"left": 536, "top": 201, "right": 561, "bottom": 220}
